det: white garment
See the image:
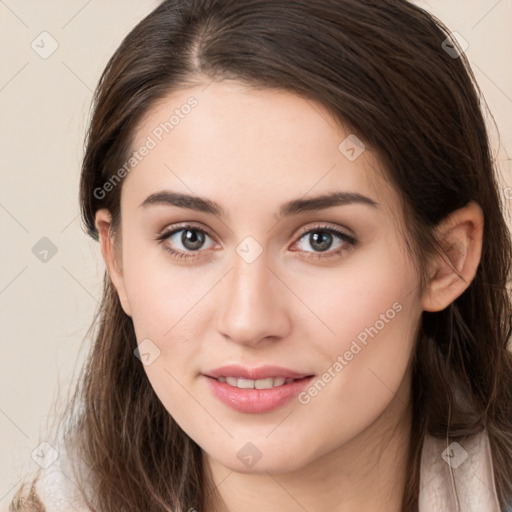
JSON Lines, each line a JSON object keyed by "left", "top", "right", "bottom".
{"left": 33, "top": 441, "right": 90, "bottom": 512}
{"left": 419, "top": 429, "right": 503, "bottom": 511}
{"left": 35, "top": 430, "right": 505, "bottom": 511}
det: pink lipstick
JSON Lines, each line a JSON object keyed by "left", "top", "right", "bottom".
{"left": 204, "top": 365, "right": 314, "bottom": 413}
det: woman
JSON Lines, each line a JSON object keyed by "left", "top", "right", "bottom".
{"left": 10, "top": 0, "right": 512, "bottom": 510}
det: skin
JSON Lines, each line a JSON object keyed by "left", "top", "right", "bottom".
{"left": 95, "top": 79, "right": 483, "bottom": 511}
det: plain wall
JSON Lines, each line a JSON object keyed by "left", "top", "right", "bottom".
{"left": 1, "top": 0, "right": 511, "bottom": 507}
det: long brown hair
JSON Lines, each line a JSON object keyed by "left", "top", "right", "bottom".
{"left": 11, "top": 1, "right": 512, "bottom": 510}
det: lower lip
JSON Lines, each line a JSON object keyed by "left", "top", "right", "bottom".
{"left": 204, "top": 375, "right": 314, "bottom": 413}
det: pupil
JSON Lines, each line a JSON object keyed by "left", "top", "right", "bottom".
{"left": 310, "top": 231, "right": 332, "bottom": 252}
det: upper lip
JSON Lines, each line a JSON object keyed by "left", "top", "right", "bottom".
{"left": 205, "top": 365, "right": 313, "bottom": 380}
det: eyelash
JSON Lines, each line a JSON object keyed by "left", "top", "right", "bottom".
{"left": 156, "top": 223, "right": 358, "bottom": 261}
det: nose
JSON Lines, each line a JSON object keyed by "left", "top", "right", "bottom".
{"left": 215, "top": 249, "right": 291, "bottom": 348}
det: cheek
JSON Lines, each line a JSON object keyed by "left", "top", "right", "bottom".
{"left": 121, "top": 241, "right": 212, "bottom": 412}
{"left": 295, "top": 248, "right": 420, "bottom": 433}
{"left": 297, "top": 239, "right": 420, "bottom": 353}
{"left": 122, "top": 251, "right": 210, "bottom": 432}
{"left": 120, "top": 234, "right": 206, "bottom": 339}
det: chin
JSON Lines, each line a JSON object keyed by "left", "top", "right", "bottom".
{"left": 205, "top": 442, "right": 314, "bottom": 475}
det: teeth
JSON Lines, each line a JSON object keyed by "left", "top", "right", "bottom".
{"left": 225, "top": 376, "right": 239, "bottom": 387}
{"left": 237, "top": 377, "right": 255, "bottom": 389}
{"left": 220, "top": 376, "right": 294, "bottom": 389}
{"left": 256, "top": 377, "right": 282, "bottom": 389}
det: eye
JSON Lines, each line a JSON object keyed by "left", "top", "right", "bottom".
{"left": 291, "top": 224, "right": 357, "bottom": 259}
{"left": 156, "top": 224, "right": 217, "bottom": 260}
{"left": 156, "top": 223, "right": 357, "bottom": 261}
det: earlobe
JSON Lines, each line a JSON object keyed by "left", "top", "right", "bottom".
{"left": 94, "top": 209, "right": 132, "bottom": 317}
{"left": 421, "top": 201, "right": 484, "bottom": 312}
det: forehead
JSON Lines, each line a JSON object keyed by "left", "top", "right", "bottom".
{"left": 124, "top": 80, "right": 396, "bottom": 217}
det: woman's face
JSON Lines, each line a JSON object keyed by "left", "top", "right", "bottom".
{"left": 107, "top": 80, "right": 424, "bottom": 473}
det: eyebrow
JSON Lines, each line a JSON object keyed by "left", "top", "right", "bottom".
{"left": 139, "top": 190, "right": 378, "bottom": 218}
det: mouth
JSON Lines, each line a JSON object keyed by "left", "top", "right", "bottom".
{"left": 203, "top": 366, "right": 315, "bottom": 413}
{"left": 213, "top": 376, "right": 307, "bottom": 389}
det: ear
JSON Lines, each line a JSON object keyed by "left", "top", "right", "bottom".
{"left": 422, "top": 201, "right": 484, "bottom": 312}
{"left": 95, "top": 209, "right": 132, "bottom": 317}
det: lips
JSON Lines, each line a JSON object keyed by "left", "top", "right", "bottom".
{"left": 203, "top": 365, "right": 315, "bottom": 413}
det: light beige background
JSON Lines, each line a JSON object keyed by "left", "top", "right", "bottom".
{"left": 1, "top": 0, "right": 511, "bottom": 507}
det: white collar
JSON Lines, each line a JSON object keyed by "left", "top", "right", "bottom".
{"left": 419, "top": 429, "right": 501, "bottom": 511}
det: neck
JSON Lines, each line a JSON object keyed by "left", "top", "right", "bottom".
{"left": 203, "top": 374, "right": 412, "bottom": 512}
